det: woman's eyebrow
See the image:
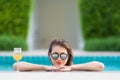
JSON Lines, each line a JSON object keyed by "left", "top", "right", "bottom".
{"left": 60, "top": 52, "right": 66, "bottom": 53}
{"left": 52, "top": 52, "right": 58, "bottom": 53}
{"left": 52, "top": 51, "right": 67, "bottom": 54}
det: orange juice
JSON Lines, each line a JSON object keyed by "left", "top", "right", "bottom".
{"left": 13, "top": 54, "right": 23, "bottom": 62}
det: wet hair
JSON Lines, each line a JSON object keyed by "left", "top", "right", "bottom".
{"left": 48, "top": 38, "right": 73, "bottom": 66}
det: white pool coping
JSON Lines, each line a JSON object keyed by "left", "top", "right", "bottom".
{"left": 0, "top": 50, "right": 120, "bottom": 56}
{"left": 0, "top": 71, "right": 120, "bottom": 80}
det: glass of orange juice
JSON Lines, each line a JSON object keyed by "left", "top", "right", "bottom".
{"left": 13, "top": 48, "right": 23, "bottom": 71}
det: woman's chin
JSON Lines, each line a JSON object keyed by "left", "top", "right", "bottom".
{"left": 56, "top": 65, "right": 64, "bottom": 67}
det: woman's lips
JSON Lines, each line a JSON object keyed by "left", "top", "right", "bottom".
{"left": 56, "top": 62, "right": 62, "bottom": 65}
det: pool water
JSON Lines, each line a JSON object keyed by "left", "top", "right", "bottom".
{"left": 0, "top": 56, "right": 120, "bottom": 71}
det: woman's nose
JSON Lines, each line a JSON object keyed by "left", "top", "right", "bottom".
{"left": 57, "top": 57, "right": 61, "bottom": 60}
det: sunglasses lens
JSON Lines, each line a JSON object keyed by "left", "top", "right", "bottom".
{"left": 61, "top": 53, "right": 68, "bottom": 60}
{"left": 51, "top": 53, "right": 58, "bottom": 59}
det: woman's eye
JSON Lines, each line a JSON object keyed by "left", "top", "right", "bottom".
{"left": 52, "top": 54, "right": 58, "bottom": 58}
{"left": 61, "top": 54, "right": 67, "bottom": 59}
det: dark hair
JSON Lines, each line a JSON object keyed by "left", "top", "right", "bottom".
{"left": 48, "top": 38, "right": 73, "bottom": 66}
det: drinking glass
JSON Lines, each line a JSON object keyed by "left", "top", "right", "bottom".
{"left": 13, "top": 48, "right": 23, "bottom": 72}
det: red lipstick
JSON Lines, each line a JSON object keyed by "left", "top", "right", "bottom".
{"left": 56, "top": 62, "right": 62, "bottom": 64}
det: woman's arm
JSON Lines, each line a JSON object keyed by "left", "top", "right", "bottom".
{"left": 71, "top": 61, "right": 104, "bottom": 71}
{"left": 13, "top": 62, "right": 50, "bottom": 71}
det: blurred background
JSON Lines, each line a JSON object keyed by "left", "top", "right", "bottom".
{"left": 0, "top": 0, "right": 120, "bottom": 51}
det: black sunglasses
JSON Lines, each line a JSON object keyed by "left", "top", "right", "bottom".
{"left": 51, "top": 52, "right": 69, "bottom": 60}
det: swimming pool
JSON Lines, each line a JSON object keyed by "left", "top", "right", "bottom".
{"left": 0, "top": 56, "right": 120, "bottom": 71}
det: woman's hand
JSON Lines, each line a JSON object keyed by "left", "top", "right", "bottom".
{"left": 45, "top": 66, "right": 72, "bottom": 72}
{"left": 58, "top": 66, "right": 72, "bottom": 72}
{"left": 45, "top": 66, "right": 60, "bottom": 71}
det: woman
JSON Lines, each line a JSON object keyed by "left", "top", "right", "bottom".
{"left": 13, "top": 38, "right": 104, "bottom": 71}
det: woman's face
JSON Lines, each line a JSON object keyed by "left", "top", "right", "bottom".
{"left": 50, "top": 45, "right": 69, "bottom": 67}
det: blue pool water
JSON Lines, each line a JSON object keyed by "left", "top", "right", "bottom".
{"left": 0, "top": 56, "right": 120, "bottom": 71}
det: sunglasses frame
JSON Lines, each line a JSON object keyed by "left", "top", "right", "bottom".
{"left": 50, "top": 52, "right": 69, "bottom": 60}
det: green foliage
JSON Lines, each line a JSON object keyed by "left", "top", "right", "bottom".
{"left": 85, "top": 37, "right": 120, "bottom": 51}
{"left": 79, "top": 0, "right": 120, "bottom": 51}
{"left": 0, "top": 0, "right": 31, "bottom": 50}
{"left": 0, "top": 0, "right": 31, "bottom": 38}
{"left": 79, "top": 0, "right": 120, "bottom": 39}
{"left": 0, "top": 35, "right": 27, "bottom": 51}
